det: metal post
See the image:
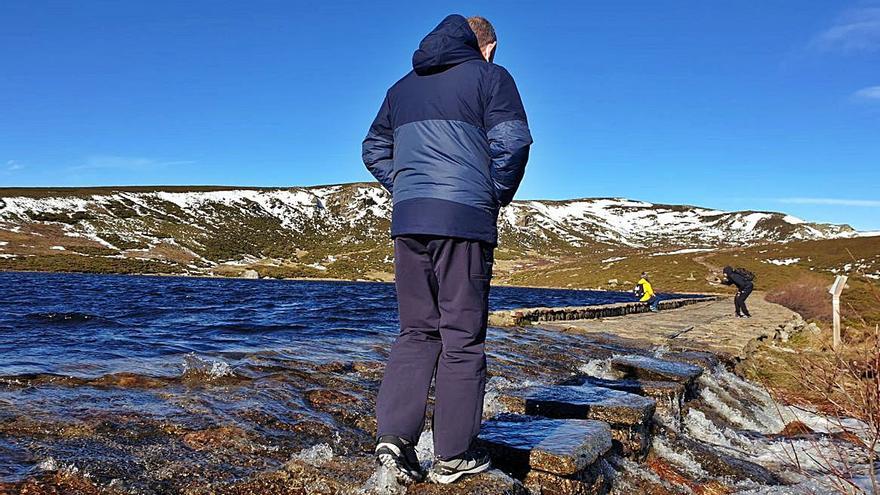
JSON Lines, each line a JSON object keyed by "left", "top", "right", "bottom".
{"left": 829, "top": 275, "right": 847, "bottom": 350}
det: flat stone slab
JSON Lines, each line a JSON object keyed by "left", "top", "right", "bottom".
{"left": 478, "top": 415, "right": 612, "bottom": 477}
{"left": 502, "top": 384, "right": 655, "bottom": 426}
{"left": 568, "top": 376, "right": 685, "bottom": 399}
{"left": 611, "top": 355, "right": 702, "bottom": 384}
{"left": 568, "top": 376, "right": 686, "bottom": 427}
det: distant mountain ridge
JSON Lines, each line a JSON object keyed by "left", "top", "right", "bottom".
{"left": 0, "top": 182, "right": 860, "bottom": 280}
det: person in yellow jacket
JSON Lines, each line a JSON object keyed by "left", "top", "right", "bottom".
{"left": 634, "top": 272, "right": 660, "bottom": 312}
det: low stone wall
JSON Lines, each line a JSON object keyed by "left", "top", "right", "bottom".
{"left": 488, "top": 296, "right": 718, "bottom": 327}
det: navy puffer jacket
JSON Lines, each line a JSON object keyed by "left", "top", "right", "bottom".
{"left": 362, "top": 14, "right": 532, "bottom": 245}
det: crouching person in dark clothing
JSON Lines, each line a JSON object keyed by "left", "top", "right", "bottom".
{"left": 362, "top": 15, "right": 532, "bottom": 485}
{"left": 722, "top": 266, "right": 754, "bottom": 318}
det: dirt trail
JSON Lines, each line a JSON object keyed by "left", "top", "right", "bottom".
{"left": 692, "top": 252, "right": 721, "bottom": 273}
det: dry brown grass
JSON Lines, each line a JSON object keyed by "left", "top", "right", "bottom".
{"left": 766, "top": 275, "right": 833, "bottom": 322}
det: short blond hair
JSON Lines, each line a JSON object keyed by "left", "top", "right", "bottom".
{"left": 467, "top": 16, "right": 496, "bottom": 50}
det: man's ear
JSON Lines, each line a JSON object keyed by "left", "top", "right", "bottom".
{"left": 482, "top": 42, "right": 497, "bottom": 62}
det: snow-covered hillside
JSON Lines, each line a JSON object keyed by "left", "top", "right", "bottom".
{"left": 499, "top": 198, "right": 854, "bottom": 248}
{"left": 0, "top": 184, "right": 857, "bottom": 261}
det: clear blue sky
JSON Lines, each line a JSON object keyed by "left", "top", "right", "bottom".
{"left": 2, "top": 1, "right": 879, "bottom": 230}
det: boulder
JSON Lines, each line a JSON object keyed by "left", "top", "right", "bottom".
{"left": 240, "top": 269, "right": 259, "bottom": 279}
{"left": 775, "top": 328, "right": 790, "bottom": 342}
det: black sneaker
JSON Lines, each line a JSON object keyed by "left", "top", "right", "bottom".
{"left": 428, "top": 448, "right": 491, "bottom": 484}
{"left": 375, "top": 435, "right": 425, "bottom": 483}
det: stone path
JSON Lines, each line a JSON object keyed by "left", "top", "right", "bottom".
{"left": 542, "top": 294, "right": 799, "bottom": 358}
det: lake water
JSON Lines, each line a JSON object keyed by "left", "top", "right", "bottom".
{"left": 1, "top": 272, "right": 658, "bottom": 379}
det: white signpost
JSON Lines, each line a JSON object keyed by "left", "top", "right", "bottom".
{"left": 828, "top": 275, "right": 847, "bottom": 350}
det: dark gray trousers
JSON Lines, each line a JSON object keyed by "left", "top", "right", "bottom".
{"left": 735, "top": 285, "right": 753, "bottom": 317}
{"left": 376, "top": 235, "right": 493, "bottom": 460}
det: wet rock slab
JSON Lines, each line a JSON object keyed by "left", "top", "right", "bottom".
{"left": 567, "top": 376, "right": 687, "bottom": 427}
{"left": 523, "top": 460, "right": 610, "bottom": 495}
{"left": 500, "top": 384, "right": 655, "bottom": 458}
{"left": 409, "top": 469, "right": 529, "bottom": 495}
{"left": 611, "top": 355, "right": 702, "bottom": 394}
{"left": 503, "top": 384, "right": 655, "bottom": 426}
{"left": 477, "top": 414, "right": 612, "bottom": 477}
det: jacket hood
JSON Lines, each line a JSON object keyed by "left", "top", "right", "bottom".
{"left": 412, "top": 14, "right": 484, "bottom": 75}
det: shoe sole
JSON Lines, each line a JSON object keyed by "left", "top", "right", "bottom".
{"left": 377, "top": 453, "right": 422, "bottom": 484}
{"left": 429, "top": 461, "right": 490, "bottom": 484}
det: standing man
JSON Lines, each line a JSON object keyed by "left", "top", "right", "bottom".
{"left": 721, "top": 266, "right": 754, "bottom": 318}
{"left": 362, "top": 14, "right": 532, "bottom": 484}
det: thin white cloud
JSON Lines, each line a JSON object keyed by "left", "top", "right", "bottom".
{"left": 777, "top": 197, "right": 880, "bottom": 207}
{"left": 812, "top": 6, "right": 880, "bottom": 53}
{"left": 853, "top": 85, "right": 880, "bottom": 100}
{"left": 71, "top": 155, "right": 195, "bottom": 171}
{"left": 5, "top": 160, "right": 24, "bottom": 172}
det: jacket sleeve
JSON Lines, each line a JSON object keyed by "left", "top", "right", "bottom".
{"left": 362, "top": 94, "right": 395, "bottom": 193}
{"left": 485, "top": 67, "right": 533, "bottom": 206}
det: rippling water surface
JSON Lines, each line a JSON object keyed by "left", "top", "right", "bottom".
{"left": 1, "top": 272, "right": 650, "bottom": 378}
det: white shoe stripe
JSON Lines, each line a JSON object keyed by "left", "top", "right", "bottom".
{"left": 375, "top": 442, "right": 402, "bottom": 456}
{"left": 430, "top": 460, "right": 490, "bottom": 484}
